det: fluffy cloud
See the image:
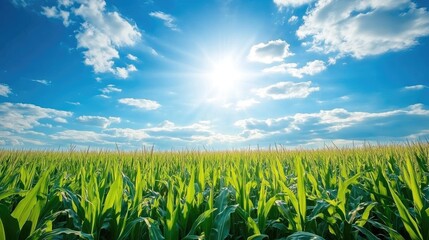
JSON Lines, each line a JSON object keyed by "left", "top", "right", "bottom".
{"left": 40, "top": 0, "right": 142, "bottom": 78}
{"left": 119, "top": 98, "right": 161, "bottom": 110}
{"left": 274, "top": 0, "right": 314, "bottom": 8}
{"left": 126, "top": 54, "right": 138, "bottom": 61}
{"left": 59, "top": 0, "right": 73, "bottom": 7}
{"left": 41, "top": 6, "right": 71, "bottom": 27}
{"left": 77, "top": 115, "right": 121, "bottom": 128}
{"left": 403, "top": 84, "right": 428, "bottom": 91}
{"left": 54, "top": 117, "right": 68, "bottom": 123}
{"left": 0, "top": 102, "right": 72, "bottom": 131}
{"left": 75, "top": 4, "right": 141, "bottom": 77}
{"left": 255, "top": 81, "right": 319, "bottom": 100}
{"left": 51, "top": 130, "right": 113, "bottom": 144}
{"left": 104, "top": 128, "right": 149, "bottom": 141}
{"left": 263, "top": 60, "right": 326, "bottom": 78}
{"left": 235, "top": 103, "right": 429, "bottom": 145}
{"left": 248, "top": 39, "right": 294, "bottom": 64}
{"left": 0, "top": 130, "right": 46, "bottom": 146}
{"left": 115, "top": 64, "right": 137, "bottom": 79}
{"left": 297, "top": 0, "right": 429, "bottom": 58}
{"left": 50, "top": 120, "right": 241, "bottom": 149}
{"left": 149, "top": 11, "right": 179, "bottom": 31}
{"left": 100, "top": 84, "right": 122, "bottom": 94}
{"left": 0, "top": 84, "right": 12, "bottom": 97}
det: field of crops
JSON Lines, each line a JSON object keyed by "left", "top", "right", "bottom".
{"left": 0, "top": 143, "right": 428, "bottom": 240}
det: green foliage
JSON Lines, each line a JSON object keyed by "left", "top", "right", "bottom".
{"left": 0, "top": 143, "right": 428, "bottom": 239}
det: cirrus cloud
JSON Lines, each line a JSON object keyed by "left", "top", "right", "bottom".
{"left": 403, "top": 84, "right": 428, "bottom": 91}
{"left": 149, "top": 11, "right": 180, "bottom": 31}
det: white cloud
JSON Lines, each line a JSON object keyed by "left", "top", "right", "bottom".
{"left": 248, "top": 39, "right": 294, "bottom": 64}
{"left": 235, "top": 103, "right": 429, "bottom": 145}
{"left": 115, "top": 64, "right": 137, "bottom": 79}
{"left": 263, "top": 60, "right": 326, "bottom": 78}
{"left": 255, "top": 81, "right": 319, "bottom": 100}
{"left": 274, "top": 0, "right": 314, "bottom": 8}
{"left": 59, "top": 0, "right": 73, "bottom": 7}
{"left": 140, "top": 120, "right": 242, "bottom": 145}
{"left": 54, "top": 117, "right": 68, "bottom": 123}
{"left": 0, "top": 84, "right": 12, "bottom": 97}
{"left": 127, "top": 54, "right": 138, "bottom": 61}
{"left": 0, "top": 130, "right": 46, "bottom": 146}
{"left": 150, "top": 48, "right": 159, "bottom": 56}
{"left": 66, "top": 101, "right": 80, "bottom": 105}
{"left": 235, "top": 99, "right": 260, "bottom": 110}
{"left": 105, "top": 128, "right": 149, "bottom": 140}
{"left": 297, "top": 0, "right": 429, "bottom": 58}
{"left": 73, "top": 0, "right": 141, "bottom": 77}
{"left": 403, "top": 84, "right": 428, "bottom": 91}
{"left": 127, "top": 64, "right": 137, "bottom": 72}
{"left": 98, "top": 94, "right": 110, "bottom": 99}
{"left": 115, "top": 68, "right": 128, "bottom": 79}
{"left": 32, "top": 79, "right": 51, "bottom": 85}
{"left": 0, "top": 102, "right": 72, "bottom": 131}
{"left": 288, "top": 15, "right": 298, "bottom": 24}
{"left": 40, "top": 0, "right": 141, "bottom": 78}
{"left": 51, "top": 130, "right": 112, "bottom": 144}
{"left": 119, "top": 98, "right": 161, "bottom": 110}
{"left": 149, "top": 11, "right": 179, "bottom": 31}
{"left": 41, "top": 6, "right": 57, "bottom": 17}
{"left": 41, "top": 6, "right": 71, "bottom": 27}
{"left": 100, "top": 84, "right": 122, "bottom": 94}
{"left": 48, "top": 120, "right": 241, "bottom": 149}
{"left": 77, "top": 115, "right": 120, "bottom": 128}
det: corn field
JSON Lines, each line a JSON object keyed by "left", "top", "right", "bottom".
{"left": 0, "top": 143, "right": 428, "bottom": 239}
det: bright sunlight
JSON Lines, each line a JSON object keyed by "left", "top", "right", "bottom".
{"left": 205, "top": 56, "right": 244, "bottom": 95}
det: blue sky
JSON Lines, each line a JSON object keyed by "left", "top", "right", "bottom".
{"left": 1, "top": 0, "right": 429, "bottom": 150}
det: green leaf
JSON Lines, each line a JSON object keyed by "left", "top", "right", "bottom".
{"left": 285, "top": 231, "right": 325, "bottom": 240}
{"left": 0, "top": 204, "right": 19, "bottom": 240}
{"left": 354, "top": 225, "right": 381, "bottom": 240}
{"left": 11, "top": 170, "right": 50, "bottom": 235}
{"left": 185, "top": 208, "right": 217, "bottom": 237}
{"left": 296, "top": 157, "right": 306, "bottom": 231}
{"left": 404, "top": 157, "right": 424, "bottom": 212}
{"left": 143, "top": 217, "right": 165, "bottom": 240}
{"left": 0, "top": 189, "right": 23, "bottom": 201}
{"left": 366, "top": 220, "right": 405, "bottom": 240}
{"left": 386, "top": 174, "right": 423, "bottom": 240}
{"left": 38, "top": 228, "right": 94, "bottom": 240}
{"left": 212, "top": 204, "right": 238, "bottom": 240}
{"left": 337, "top": 173, "right": 361, "bottom": 216}
{"left": 247, "top": 234, "right": 268, "bottom": 240}
{"left": 356, "top": 202, "right": 377, "bottom": 227}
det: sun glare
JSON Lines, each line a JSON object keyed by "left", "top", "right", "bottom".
{"left": 205, "top": 56, "right": 244, "bottom": 95}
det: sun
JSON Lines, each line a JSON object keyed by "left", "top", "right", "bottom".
{"left": 205, "top": 56, "right": 244, "bottom": 95}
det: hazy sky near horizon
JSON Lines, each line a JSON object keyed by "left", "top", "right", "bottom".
{"left": 1, "top": 0, "right": 429, "bottom": 150}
